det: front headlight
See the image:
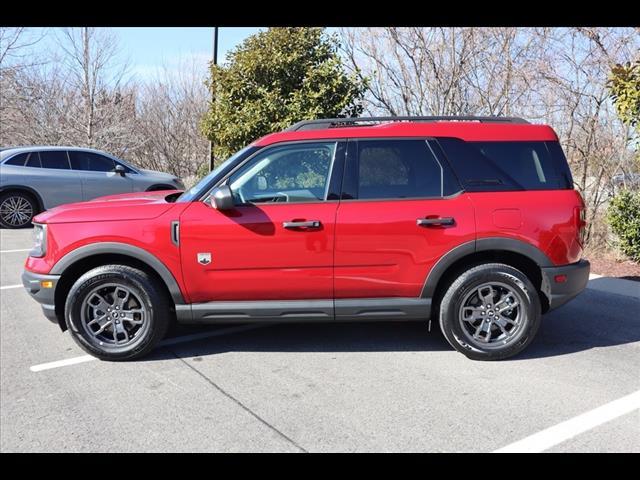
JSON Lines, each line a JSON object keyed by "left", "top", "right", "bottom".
{"left": 30, "top": 223, "right": 47, "bottom": 258}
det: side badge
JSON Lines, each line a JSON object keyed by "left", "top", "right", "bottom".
{"left": 197, "top": 253, "right": 212, "bottom": 265}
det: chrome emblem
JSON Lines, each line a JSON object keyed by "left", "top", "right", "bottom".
{"left": 197, "top": 253, "right": 211, "bottom": 265}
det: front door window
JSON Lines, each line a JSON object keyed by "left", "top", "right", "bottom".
{"left": 227, "top": 142, "right": 336, "bottom": 204}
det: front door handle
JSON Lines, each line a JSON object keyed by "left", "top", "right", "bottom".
{"left": 417, "top": 217, "right": 455, "bottom": 227}
{"left": 283, "top": 220, "right": 322, "bottom": 229}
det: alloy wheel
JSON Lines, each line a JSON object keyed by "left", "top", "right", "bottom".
{"left": 80, "top": 283, "right": 149, "bottom": 347}
{"left": 458, "top": 281, "right": 526, "bottom": 350}
{"left": 0, "top": 195, "right": 33, "bottom": 227}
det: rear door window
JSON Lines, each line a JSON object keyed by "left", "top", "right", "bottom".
{"left": 25, "top": 152, "right": 42, "bottom": 168}
{"left": 40, "top": 151, "right": 71, "bottom": 170}
{"left": 352, "top": 140, "right": 448, "bottom": 200}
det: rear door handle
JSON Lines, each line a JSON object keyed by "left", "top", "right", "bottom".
{"left": 417, "top": 217, "right": 455, "bottom": 226}
{"left": 283, "top": 220, "right": 322, "bottom": 229}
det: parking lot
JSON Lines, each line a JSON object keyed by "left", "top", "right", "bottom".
{"left": 1, "top": 227, "right": 638, "bottom": 452}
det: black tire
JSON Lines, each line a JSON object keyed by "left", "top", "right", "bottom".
{"left": 0, "top": 191, "right": 38, "bottom": 229}
{"left": 438, "top": 263, "right": 541, "bottom": 361}
{"left": 65, "top": 265, "right": 171, "bottom": 361}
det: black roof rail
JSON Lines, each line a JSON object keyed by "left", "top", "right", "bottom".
{"left": 285, "top": 116, "right": 530, "bottom": 131}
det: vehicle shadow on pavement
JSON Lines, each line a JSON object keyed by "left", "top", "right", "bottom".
{"left": 145, "top": 287, "right": 639, "bottom": 362}
{"left": 149, "top": 321, "right": 452, "bottom": 361}
{"left": 518, "top": 287, "right": 640, "bottom": 360}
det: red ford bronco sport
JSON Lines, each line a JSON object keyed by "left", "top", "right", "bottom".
{"left": 22, "top": 116, "right": 590, "bottom": 361}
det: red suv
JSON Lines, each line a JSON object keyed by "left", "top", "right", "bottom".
{"left": 22, "top": 116, "right": 590, "bottom": 361}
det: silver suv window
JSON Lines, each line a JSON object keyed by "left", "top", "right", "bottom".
{"left": 69, "top": 151, "right": 116, "bottom": 172}
{"left": 40, "top": 151, "right": 71, "bottom": 170}
{"left": 4, "top": 153, "right": 29, "bottom": 166}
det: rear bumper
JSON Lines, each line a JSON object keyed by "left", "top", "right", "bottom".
{"left": 541, "top": 259, "right": 590, "bottom": 311}
{"left": 22, "top": 269, "right": 60, "bottom": 324}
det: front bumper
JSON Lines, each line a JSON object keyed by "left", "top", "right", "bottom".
{"left": 541, "top": 259, "right": 591, "bottom": 311}
{"left": 22, "top": 269, "right": 61, "bottom": 324}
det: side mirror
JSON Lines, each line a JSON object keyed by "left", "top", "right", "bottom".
{"left": 114, "top": 164, "right": 126, "bottom": 176}
{"left": 209, "top": 185, "right": 234, "bottom": 210}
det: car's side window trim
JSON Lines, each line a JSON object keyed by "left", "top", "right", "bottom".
{"left": 202, "top": 139, "right": 347, "bottom": 206}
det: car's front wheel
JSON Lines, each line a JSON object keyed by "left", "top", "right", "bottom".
{"left": 0, "top": 191, "right": 37, "bottom": 228}
{"left": 65, "top": 265, "right": 171, "bottom": 361}
{"left": 438, "top": 263, "right": 542, "bottom": 361}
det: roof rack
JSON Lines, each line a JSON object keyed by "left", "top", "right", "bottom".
{"left": 285, "top": 116, "right": 530, "bottom": 131}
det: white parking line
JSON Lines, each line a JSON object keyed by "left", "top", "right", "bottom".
{"left": 29, "top": 323, "right": 272, "bottom": 372}
{"left": 30, "top": 355, "right": 95, "bottom": 372}
{"left": 1, "top": 284, "right": 22, "bottom": 290}
{"left": 494, "top": 389, "right": 640, "bottom": 453}
{"left": 0, "top": 248, "right": 31, "bottom": 253}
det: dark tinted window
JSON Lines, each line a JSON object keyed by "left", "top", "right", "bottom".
{"left": 69, "top": 151, "right": 116, "bottom": 172}
{"left": 4, "top": 153, "right": 28, "bottom": 166}
{"left": 25, "top": 152, "right": 42, "bottom": 168}
{"left": 436, "top": 138, "right": 571, "bottom": 191}
{"left": 545, "top": 141, "right": 574, "bottom": 188}
{"left": 355, "top": 140, "right": 443, "bottom": 199}
{"left": 40, "top": 151, "right": 70, "bottom": 170}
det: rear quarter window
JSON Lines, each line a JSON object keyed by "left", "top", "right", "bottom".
{"left": 436, "top": 138, "right": 573, "bottom": 191}
{"left": 3, "top": 153, "right": 28, "bottom": 166}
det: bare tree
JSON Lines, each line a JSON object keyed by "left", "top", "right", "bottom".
{"left": 0, "top": 27, "right": 47, "bottom": 68}
{"left": 340, "top": 27, "right": 546, "bottom": 116}
{"left": 131, "top": 58, "right": 210, "bottom": 183}
{"left": 340, "top": 27, "right": 640, "bottom": 247}
{"left": 54, "top": 28, "right": 137, "bottom": 153}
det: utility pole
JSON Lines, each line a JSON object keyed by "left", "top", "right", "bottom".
{"left": 209, "top": 27, "right": 219, "bottom": 172}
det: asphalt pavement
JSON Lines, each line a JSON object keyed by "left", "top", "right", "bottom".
{"left": 1, "top": 227, "right": 638, "bottom": 452}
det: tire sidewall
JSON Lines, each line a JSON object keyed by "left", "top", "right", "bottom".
{"left": 65, "top": 266, "right": 167, "bottom": 360}
{"left": 0, "top": 191, "right": 37, "bottom": 229}
{"left": 440, "top": 265, "right": 541, "bottom": 361}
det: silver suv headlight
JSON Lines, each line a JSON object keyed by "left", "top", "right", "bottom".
{"left": 30, "top": 223, "right": 47, "bottom": 258}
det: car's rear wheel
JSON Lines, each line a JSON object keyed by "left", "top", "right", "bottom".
{"left": 65, "top": 265, "right": 171, "bottom": 361}
{"left": 438, "top": 263, "right": 542, "bottom": 361}
{"left": 0, "top": 191, "right": 37, "bottom": 228}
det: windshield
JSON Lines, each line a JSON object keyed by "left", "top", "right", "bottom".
{"left": 177, "top": 146, "right": 259, "bottom": 202}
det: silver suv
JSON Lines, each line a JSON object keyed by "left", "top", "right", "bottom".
{"left": 0, "top": 146, "right": 184, "bottom": 228}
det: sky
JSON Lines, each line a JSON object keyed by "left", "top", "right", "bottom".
{"left": 19, "top": 27, "right": 338, "bottom": 81}
{"left": 112, "top": 27, "right": 264, "bottom": 78}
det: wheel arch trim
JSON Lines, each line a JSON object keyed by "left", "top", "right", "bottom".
{"left": 421, "top": 237, "right": 552, "bottom": 298}
{"left": 50, "top": 242, "right": 186, "bottom": 304}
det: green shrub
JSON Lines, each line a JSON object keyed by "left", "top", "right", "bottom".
{"left": 607, "top": 189, "right": 640, "bottom": 262}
